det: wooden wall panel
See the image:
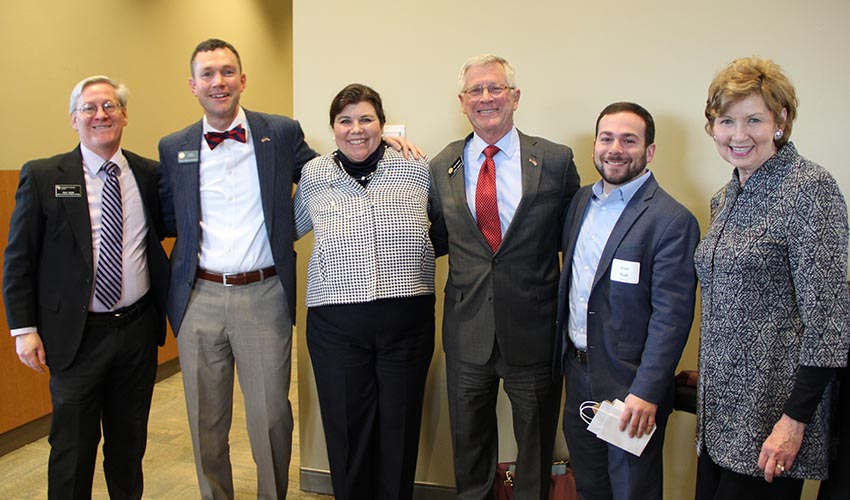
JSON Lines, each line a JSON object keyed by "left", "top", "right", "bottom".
{"left": 0, "top": 170, "right": 179, "bottom": 435}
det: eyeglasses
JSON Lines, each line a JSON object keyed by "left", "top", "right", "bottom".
{"left": 75, "top": 101, "right": 123, "bottom": 117}
{"left": 462, "top": 84, "right": 514, "bottom": 98}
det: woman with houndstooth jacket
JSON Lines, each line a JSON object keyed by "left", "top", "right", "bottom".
{"left": 293, "top": 83, "right": 435, "bottom": 500}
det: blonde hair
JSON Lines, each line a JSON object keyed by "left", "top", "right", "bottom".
{"left": 704, "top": 56, "right": 798, "bottom": 147}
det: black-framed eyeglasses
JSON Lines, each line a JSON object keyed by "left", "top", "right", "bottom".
{"left": 462, "top": 84, "right": 514, "bottom": 98}
{"left": 75, "top": 101, "right": 123, "bottom": 117}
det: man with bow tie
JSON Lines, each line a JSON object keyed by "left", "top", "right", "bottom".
{"left": 3, "top": 75, "right": 169, "bottom": 499}
{"left": 157, "top": 38, "right": 317, "bottom": 500}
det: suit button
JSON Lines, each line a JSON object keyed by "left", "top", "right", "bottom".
{"left": 488, "top": 297, "right": 493, "bottom": 304}
{"left": 81, "top": 306, "right": 87, "bottom": 312}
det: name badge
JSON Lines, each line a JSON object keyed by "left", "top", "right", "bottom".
{"left": 178, "top": 150, "right": 199, "bottom": 163}
{"left": 55, "top": 184, "right": 82, "bottom": 198}
{"left": 610, "top": 258, "right": 640, "bottom": 284}
{"left": 448, "top": 157, "right": 463, "bottom": 178}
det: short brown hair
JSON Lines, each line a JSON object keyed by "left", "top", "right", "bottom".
{"left": 704, "top": 56, "right": 798, "bottom": 147}
{"left": 329, "top": 84, "right": 385, "bottom": 127}
{"left": 191, "top": 38, "right": 242, "bottom": 76}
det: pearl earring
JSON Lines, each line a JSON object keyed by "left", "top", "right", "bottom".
{"left": 774, "top": 129, "right": 784, "bottom": 140}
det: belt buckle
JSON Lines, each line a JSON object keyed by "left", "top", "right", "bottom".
{"left": 576, "top": 349, "right": 588, "bottom": 363}
{"left": 221, "top": 273, "right": 236, "bottom": 287}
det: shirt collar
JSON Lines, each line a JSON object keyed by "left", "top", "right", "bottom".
{"left": 203, "top": 106, "right": 250, "bottom": 136}
{"left": 591, "top": 169, "right": 652, "bottom": 203}
{"left": 469, "top": 127, "right": 519, "bottom": 161}
{"left": 80, "top": 143, "right": 126, "bottom": 176}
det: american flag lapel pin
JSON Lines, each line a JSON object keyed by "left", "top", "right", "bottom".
{"left": 529, "top": 155, "right": 538, "bottom": 167}
{"left": 261, "top": 137, "right": 271, "bottom": 143}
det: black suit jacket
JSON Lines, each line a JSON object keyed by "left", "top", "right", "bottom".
{"left": 158, "top": 110, "right": 318, "bottom": 333}
{"left": 2, "top": 146, "right": 169, "bottom": 371}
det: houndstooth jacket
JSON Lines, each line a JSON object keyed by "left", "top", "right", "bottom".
{"left": 294, "top": 147, "right": 435, "bottom": 307}
{"left": 694, "top": 142, "right": 850, "bottom": 479}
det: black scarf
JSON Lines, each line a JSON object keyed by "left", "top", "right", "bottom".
{"left": 333, "top": 141, "right": 386, "bottom": 187}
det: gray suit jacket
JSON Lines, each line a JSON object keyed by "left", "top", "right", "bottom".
{"left": 158, "top": 109, "right": 318, "bottom": 333}
{"left": 3, "top": 146, "right": 169, "bottom": 371}
{"left": 429, "top": 131, "right": 580, "bottom": 366}
{"left": 554, "top": 173, "right": 699, "bottom": 411}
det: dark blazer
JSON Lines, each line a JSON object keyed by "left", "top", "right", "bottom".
{"left": 158, "top": 109, "right": 318, "bottom": 333}
{"left": 2, "top": 146, "right": 169, "bottom": 371}
{"left": 429, "top": 131, "right": 580, "bottom": 367}
{"left": 554, "top": 173, "right": 699, "bottom": 410}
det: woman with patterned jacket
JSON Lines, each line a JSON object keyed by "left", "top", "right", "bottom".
{"left": 694, "top": 56, "right": 850, "bottom": 500}
{"left": 293, "top": 83, "right": 434, "bottom": 500}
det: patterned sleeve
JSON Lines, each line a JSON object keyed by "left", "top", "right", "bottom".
{"left": 787, "top": 168, "right": 850, "bottom": 367}
{"left": 293, "top": 184, "right": 313, "bottom": 240}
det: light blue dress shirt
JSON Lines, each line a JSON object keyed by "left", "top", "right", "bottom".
{"left": 568, "top": 170, "right": 651, "bottom": 350}
{"left": 463, "top": 128, "right": 522, "bottom": 235}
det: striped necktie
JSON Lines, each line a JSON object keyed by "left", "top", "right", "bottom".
{"left": 94, "top": 161, "right": 123, "bottom": 309}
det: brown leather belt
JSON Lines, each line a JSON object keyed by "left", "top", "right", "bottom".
{"left": 197, "top": 266, "right": 277, "bottom": 286}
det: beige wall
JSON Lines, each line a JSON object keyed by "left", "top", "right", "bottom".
{"left": 1, "top": 0, "right": 294, "bottom": 170}
{"left": 293, "top": 0, "right": 850, "bottom": 497}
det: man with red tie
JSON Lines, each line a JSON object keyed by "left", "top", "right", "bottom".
{"left": 3, "top": 75, "right": 169, "bottom": 499}
{"left": 428, "top": 54, "right": 581, "bottom": 500}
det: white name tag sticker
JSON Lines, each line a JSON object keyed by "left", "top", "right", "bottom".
{"left": 611, "top": 259, "right": 640, "bottom": 284}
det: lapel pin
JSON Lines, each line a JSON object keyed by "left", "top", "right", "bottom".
{"left": 261, "top": 136, "right": 271, "bottom": 143}
{"left": 529, "top": 156, "right": 538, "bottom": 167}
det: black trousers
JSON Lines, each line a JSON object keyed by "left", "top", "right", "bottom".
{"left": 818, "top": 356, "right": 850, "bottom": 500}
{"left": 47, "top": 298, "right": 158, "bottom": 500}
{"left": 696, "top": 450, "right": 804, "bottom": 500}
{"left": 307, "top": 295, "right": 435, "bottom": 500}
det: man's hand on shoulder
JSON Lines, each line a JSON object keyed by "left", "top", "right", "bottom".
{"left": 384, "top": 136, "right": 425, "bottom": 160}
{"left": 15, "top": 332, "right": 47, "bottom": 373}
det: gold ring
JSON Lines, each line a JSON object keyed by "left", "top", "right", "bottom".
{"left": 776, "top": 463, "right": 785, "bottom": 473}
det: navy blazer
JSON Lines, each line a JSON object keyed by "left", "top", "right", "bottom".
{"left": 2, "top": 146, "right": 169, "bottom": 371}
{"left": 554, "top": 173, "right": 699, "bottom": 411}
{"left": 158, "top": 110, "right": 317, "bottom": 334}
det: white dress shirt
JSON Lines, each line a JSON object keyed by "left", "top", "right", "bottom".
{"left": 197, "top": 107, "right": 274, "bottom": 273}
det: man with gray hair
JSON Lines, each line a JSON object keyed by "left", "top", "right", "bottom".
{"left": 429, "top": 54, "right": 580, "bottom": 499}
{"left": 3, "top": 76, "right": 169, "bottom": 499}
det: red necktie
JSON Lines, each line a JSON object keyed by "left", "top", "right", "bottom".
{"left": 476, "top": 145, "right": 501, "bottom": 252}
{"left": 204, "top": 125, "right": 247, "bottom": 150}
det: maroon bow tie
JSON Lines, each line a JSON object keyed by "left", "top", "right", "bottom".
{"left": 204, "top": 125, "right": 247, "bottom": 150}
